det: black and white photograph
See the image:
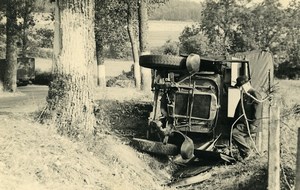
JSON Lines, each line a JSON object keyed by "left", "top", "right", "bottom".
{"left": 0, "top": 0, "right": 299, "bottom": 189}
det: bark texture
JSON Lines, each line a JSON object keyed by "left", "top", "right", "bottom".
{"left": 127, "top": 2, "right": 141, "bottom": 89}
{"left": 4, "top": 1, "right": 18, "bottom": 92}
{"left": 48, "top": 0, "right": 96, "bottom": 138}
{"left": 138, "top": 0, "right": 151, "bottom": 92}
{"left": 95, "top": 42, "right": 106, "bottom": 88}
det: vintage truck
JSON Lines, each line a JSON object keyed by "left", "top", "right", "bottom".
{"left": 133, "top": 50, "right": 274, "bottom": 161}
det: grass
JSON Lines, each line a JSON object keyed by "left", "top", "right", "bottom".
{"left": 1, "top": 79, "right": 299, "bottom": 189}
{"left": 148, "top": 20, "right": 195, "bottom": 47}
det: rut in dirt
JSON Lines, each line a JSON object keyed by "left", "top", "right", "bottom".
{"left": 95, "top": 99, "right": 152, "bottom": 139}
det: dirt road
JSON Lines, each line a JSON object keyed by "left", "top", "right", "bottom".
{"left": 0, "top": 85, "right": 48, "bottom": 114}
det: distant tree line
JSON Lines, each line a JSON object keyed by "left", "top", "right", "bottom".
{"left": 1, "top": 0, "right": 299, "bottom": 88}
{"left": 31, "top": 0, "right": 202, "bottom": 21}
{"left": 149, "top": 0, "right": 202, "bottom": 21}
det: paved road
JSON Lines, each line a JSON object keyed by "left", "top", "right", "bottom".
{"left": 0, "top": 85, "right": 48, "bottom": 114}
{"left": 0, "top": 85, "right": 148, "bottom": 114}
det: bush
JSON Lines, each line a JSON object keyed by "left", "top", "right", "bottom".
{"left": 104, "top": 42, "right": 132, "bottom": 60}
{"left": 33, "top": 48, "right": 53, "bottom": 59}
{"left": 35, "top": 28, "right": 54, "bottom": 48}
{"left": 150, "top": 40, "right": 180, "bottom": 55}
{"left": 33, "top": 69, "right": 53, "bottom": 85}
{"left": 106, "top": 65, "right": 135, "bottom": 88}
{"left": 162, "top": 39, "right": 179, "bottom": 55}
{"left": 275, "top": 61, "right": 300, "bottom": 79}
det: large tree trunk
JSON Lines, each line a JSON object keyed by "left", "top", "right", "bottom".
{"left": 95, "top": 41, "right": 106, "bottom": 88}
{"left": 48, "top": 0, "right": 96, "bottom": 138}
{"left": 127, "top": 2, "right": 141, "bottom": 89}
{"left": 4, "top": 1, "right": 18, "bottom": 92}
{"left": 138, "top": 0, "right": 151, "bottom": 92}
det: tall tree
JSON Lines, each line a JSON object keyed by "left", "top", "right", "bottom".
{"left": 19, "top": 0, "right": 35, "bottom": 57}
{"left": 126, "top": 0, "right": 141, "bottom": 89}
{"left": 284, "top": 0, "right": 300, "bottom": 66}
{"left": 138, "top": 0, "right": 151, "bottom": 92}
{"left": 3, "top": 0, "right": 19, "bottom": 92}
{"left": 179, "top": 25, "right": 211, "bottom": 56}
{"left": 47, "top": 0, "right": 96, "bottom": 138}
{"left": 201, "top": 0, "right": 241, "bottom": 54}
{"left": 246, "top": 0, "right": 285, "bottom": 50}
{"left": 1, "top": 0, "right": 36, "bottom": 91}
{"left": 95, "top": 0, "right": 128, "bottom": 88}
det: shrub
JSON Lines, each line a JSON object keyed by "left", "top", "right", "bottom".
{"left": 275, "top": 61, "right": 300, "bottom": 79}
{"left": 33, "top": 69, "right": 53, "bottom": 85}
{"left": 150, "top": 40, "right": 180, "bottom": 55}
{"left": 162, "top": 39, "right": 179, "bottom": 55}
{"left": 106, "top": 65, "right": 135, "bottom": 88}
{"left": 35, "top": 28, "right": 54, "bottom": 48}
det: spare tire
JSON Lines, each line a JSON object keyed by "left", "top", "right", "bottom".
{"left": 131, "top": 138, "right": 179, "bottom": 156}
{"left": 139, "top": 55, "right": 187, "bottom": 70}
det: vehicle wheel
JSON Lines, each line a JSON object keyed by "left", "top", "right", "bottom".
{"left": 139, "top": 55, "right": 186, "bottom": 70}
{"left": 131, "top": 138, "right": 179, "bottom": 156}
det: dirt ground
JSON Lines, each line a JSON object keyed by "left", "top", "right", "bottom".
{"left": 0, "top": 80, "right": 298, "bottom": 190}
{"left": 0, "top": 87, "right": 175, "bottom": 190}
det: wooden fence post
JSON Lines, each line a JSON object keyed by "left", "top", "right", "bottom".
{"left": 295, "top": 128, "right": 300, "bottom": 190}
{"left": 268, "top": 100, "right": 280, "bottom": 190}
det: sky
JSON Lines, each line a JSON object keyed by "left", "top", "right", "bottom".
{"left": 187, "top": 0, "right": 292, "bottom": 7}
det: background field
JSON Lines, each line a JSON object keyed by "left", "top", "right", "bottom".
{"left": 148, "top": 20, "right": 195, "bottom": 47}
{"left": 35, "top": 20, "right": 196, "bottom": 77}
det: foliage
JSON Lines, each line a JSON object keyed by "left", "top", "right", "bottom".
{"left": 33, "top": 0, "right": 54, "bottom": 12}
{"left": 179, "top": 24, "right": 212, "bottom": 56}
{"left": 18, "top": 0, "right": 36, "bottom": 57}
{"left": 161, "top": 39, "right": 179, "bottom": 55}
{"left": 275, "top": 60, "right": 300, "bottom": 79}
{"left": 1, "top": 0, "right": 37, "bottom": 58}
{"left": 47, "top": 74, "right": 72, "bottom": 110}
{"left": 95, "top": 0, "right": 129, "bottom": 61}
{"left": 105, "top": 42, "right": 132, "bottom": 59}
{"left": 151, "top": 39, "right": 180, "bottom": 55}
{"left": 33, "top": 69, "right": 53, "bottom": 85}
{"left": 280, "top": 0, "right": 300, "bottom": 76}
{"left": 238, "top": 0, "right": 285, "bottom": 52}
{"left": 34, "top": 28, "right": 54, "bottom": 48}
{"left": 106, "top": 65, "right": 135, "bottom": 88}
{"left": 149, "top": 0, "right": 202, "bottom": 21}
{"left": 199, "top": 0, "right": 287, "bottom": 54}
{"left": 200, "top": 0, "right": 242, "bottom": 54}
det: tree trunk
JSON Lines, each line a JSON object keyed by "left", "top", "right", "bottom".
{"left": 127, "top": 2, "right": 141, "bottom": 89}
{"left": 48, "top": 0, "right": 96, "bottom": 138}
{"left": 4, "top": 1, "right": 18, "bottom": 92}
{"left": 95, "top": 41, "right": 106, "bottom": 88}
{"left": 138, "top": 0, "right": 151, "bottom": 92}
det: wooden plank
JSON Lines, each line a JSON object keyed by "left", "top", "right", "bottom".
{"left": 169, "top": 172, "right": 212, "bottom": 188}
{"left": 295, "top": 128, "right": 300, "bottom": 190}
{"left": 268, "top": 100, "right": 280, "bottom": 190}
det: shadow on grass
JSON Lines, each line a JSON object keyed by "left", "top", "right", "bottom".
{"left": 94, "top": 99, "right": 152, "bottom": 139}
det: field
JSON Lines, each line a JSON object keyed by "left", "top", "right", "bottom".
{"left": 34, "top": 20, "right": 196, "bottom": 77}
{"left": 148, "top": 20, "right": 195, "bottom": 47}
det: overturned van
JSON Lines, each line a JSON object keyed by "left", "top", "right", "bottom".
{"left": 132, "top": 50, "right": 274, "bottom": 161}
